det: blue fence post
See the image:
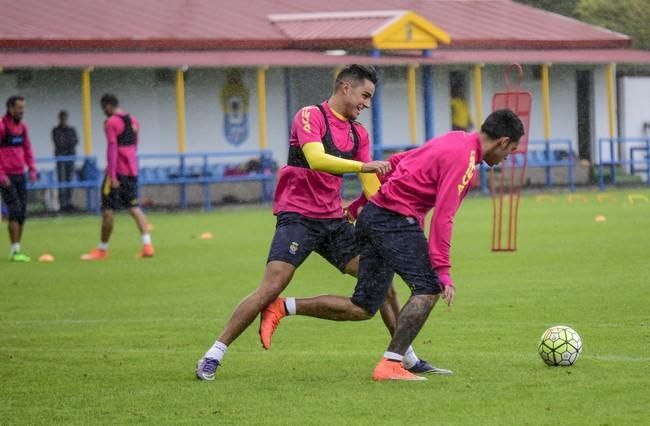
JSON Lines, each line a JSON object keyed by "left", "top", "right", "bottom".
{"left": 480, "top": 163, "right": 489, "bottom": 194}
{"left": 371, "top": 49, "right": 383, "bottom": 160}
{"left": 544, "top": 139, "right": 551, "bottom": 187}
{"left": 598, "top": 138, "right": 605, "bottom": 190}
{"left": 422, "top": 53, "right": 434, "bottom": 141}
{"left": 609, "top": 138, "right": 616, "bottom": 185}
{"left": 179, "top": 155, "right": 187, "bottom": 209}
{"left": 202, "top": 154, "right": 211, "bottom": 211}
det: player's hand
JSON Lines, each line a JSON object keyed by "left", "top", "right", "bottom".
{"left": 442, "top": 285, "right": 456, "bottom": 307}
{"left": 29, "top": 170, "right": 37, "bottom": 183}
{"left": 0, "top": 175, "right": 9, "bottom": 187}
{"left": 343, "top": 208, "right": 355, "bottom": 223}
{"left": 111, "top": 179, "right": 120, "bottom": 189}
{"left": 361, "top": 160, "right": 391, "bottom": 176}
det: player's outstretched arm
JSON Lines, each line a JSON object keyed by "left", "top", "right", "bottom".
{"left": 302, "top": 142, "right": 391, "bottom": 175}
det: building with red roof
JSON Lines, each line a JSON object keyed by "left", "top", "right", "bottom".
{"left": 1, "top": 0, "right": 649, "bottom": 184}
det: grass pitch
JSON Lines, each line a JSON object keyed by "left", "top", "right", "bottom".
{"left": 1, "top": 189, "right": 649, "bottom": 424}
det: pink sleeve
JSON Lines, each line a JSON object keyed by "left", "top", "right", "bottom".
{"left": 22, "top": 125, "right": 36, "bottom": 173}
{"left": 294, "top": 106, "right": 325, "bottom": 147}
{"left": 428, "top": 157, "right": 465, "bottom": 288}
{"left": 105, "top": 118, "right": 119, "bottom": 181}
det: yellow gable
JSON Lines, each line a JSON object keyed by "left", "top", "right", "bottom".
{"left": 372, "top": 11, "right": 451, "bottom": 50}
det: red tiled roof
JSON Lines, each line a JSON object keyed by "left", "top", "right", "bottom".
{"left": 2, "top": 49, "right": 650, "bottom": 69}
{"left": 0, "top": 0, "right": 631, "bottom": 50}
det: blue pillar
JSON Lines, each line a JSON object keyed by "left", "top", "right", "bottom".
{"left": 371, "top": 49, "right": 383, "bottom": 160}
{"left": 422, "top": 52, "right": 434, "bottom": 141}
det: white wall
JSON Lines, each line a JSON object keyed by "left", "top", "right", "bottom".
{"left": 619, "top": 76, "right": 650, "bottom": 180}
{"left": 620, "top": 76, "right": 650, "bottom": 138}
{"left": 0, "top": 63, "right": 629, "bottom": 169}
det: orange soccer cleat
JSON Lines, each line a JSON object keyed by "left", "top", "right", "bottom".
{"left": 138, "top": 244, "right": 155, "bottom": 259}
{"left": 80, "top": 248, "right": 108, "bottom": 261}
{"left": 372, "top": 358, "right": 427, "bottom": 381}
{"left": 259, "top": 297, "right": 287, "bottom": 350}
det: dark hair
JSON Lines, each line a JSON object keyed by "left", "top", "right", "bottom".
{"left": 6, "top": 95, "right": 25, "bottom": 110}
{"left": 100, "top": 93, "right": 119, "bottom": 108}
{"left": 335, "top": 64, "right": 378, "bottom": 90}
{"left": 481, "top": 109, "right": 525, "bottom": 143}
{"left": 58, "top": 109, "right": 68, "bottom": 118}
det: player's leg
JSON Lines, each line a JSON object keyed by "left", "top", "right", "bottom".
{"left": 128, "top": 206, "right": 153, "bottom": 258}
{"left": 259, "top": 215, "right": 395, "bottom": 348}
{"left": 368, "top": 203, "right": 451, "bottom": 379}
{"left": 197, "top": 213, "right": 317, "bottom": 380}
{"left": 258, "top": 218, "right": 379, "bottom": 348}
{"left": 123, "top": 176, "right": 153, "bottom": 258}
{"left": 196, "top": 261, "right": 296, "bottom": 381}
{"left": 6, "top": 175, "right": 30, "bottom": 262}
{"left": 81, "top": 176, "right": 114, "bottom": 260}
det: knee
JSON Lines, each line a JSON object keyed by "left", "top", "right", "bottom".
{"left": 350, "top": 302, "right": 374, "bottom": 321}
{"left": 258, "top": 262, "right": 294, "bottom": 302}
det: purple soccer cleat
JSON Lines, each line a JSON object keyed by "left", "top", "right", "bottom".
{"left": 196, "top": 357, "right": 220, "bottom": 381}
{"left": 407, "top": 359, "right": 453, "bottom": 375}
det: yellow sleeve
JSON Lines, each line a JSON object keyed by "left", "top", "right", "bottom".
{"left": 358, "top": 173, "right": 381, "bottom": 198}
{"left": 302, "top": 142, "right": 363, "bottom": 174}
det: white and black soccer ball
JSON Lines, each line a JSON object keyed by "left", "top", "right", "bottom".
{"left": 538, "top": 325, "right": 582, "bottom": 366}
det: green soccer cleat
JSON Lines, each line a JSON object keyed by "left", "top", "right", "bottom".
{"left": 9, "top": 252, "right": 31, "bottom": 262}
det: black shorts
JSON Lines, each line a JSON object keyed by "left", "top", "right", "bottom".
{"left": 0, "top": 174, "right": 27, "bottom": 224}
{"left": 267, "top": 212, "right": 358, "bottom": 273}
{"left": 351, "top": 202, "right": 442, "bottom": 315}
{"left": 101, "top": 175, "right": 139, "bottom": 210}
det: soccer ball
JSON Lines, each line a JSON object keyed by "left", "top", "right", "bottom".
{"left": 538, "top": 325, "right": 582, "bottom": 366}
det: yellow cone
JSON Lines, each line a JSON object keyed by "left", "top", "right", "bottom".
{"left": 594, "top": 215, "right": 606, "bottom": 222}
{"left": 38, "top": 253, "right": 55, "bottom": 262}
{"left": 199, "top": 232, "right": 214, "bottom": 240}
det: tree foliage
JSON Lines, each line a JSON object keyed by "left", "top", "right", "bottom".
{"left": 515, "top": 0, "right": 650, "bottom": 49}
{"left": 575, "top": 0, "right": 650, "bottom": 50}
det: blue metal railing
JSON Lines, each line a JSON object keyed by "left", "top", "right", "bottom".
{"left": 29, "top": 155, "right": 101, "bottom": 212}
{"left": 597, "top": 137, "right": 650, "bottom": 190}
{"left": 24, "top": 151, "right": 275, "bottom": 212}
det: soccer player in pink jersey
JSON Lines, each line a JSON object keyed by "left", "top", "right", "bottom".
{"left": 197, "top": 65, "right": 435, "bottom": 380}
{"left": 260, "top": 109, "right": 525, "bottom": 381}
{"left": 0, "top": 96, "right": 37, "bottom": 262}
{"left": 81, "top": 94, "right": 153, "bottom": 260}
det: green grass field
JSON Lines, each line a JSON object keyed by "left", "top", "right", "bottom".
{"left": 1, "top": 189, "right": 649, "bottom": 425}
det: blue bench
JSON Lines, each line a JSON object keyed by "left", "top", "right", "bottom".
{"left": 137, "top": 150, "right": 276, "bottom": 210}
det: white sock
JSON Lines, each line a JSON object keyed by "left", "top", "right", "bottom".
{"left": 10, "top": 243, "right": 20, "bottom": 253}
{"left": 98, "top": 242, "right": 109, "bottom": 251}
{"left": 141, "top": 233, "right": 152, "bottom": 245}
{"left": 402, "top": 346, "right": 419, "bottom": 369}
{"left": 383, "top": 351, "right": 403, "bottom": 362}
{"left": 205, "top": 341, "right": 228, "bottom": 363}
{"left": 284, "top": 297, "right": 296, "bottom": 315}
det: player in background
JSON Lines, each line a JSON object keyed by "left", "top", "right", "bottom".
{"left": 196, "top": 65, "right": 439, "bottom": 380}
{"left": 0, "top": 95, "right": 37, "bottom": 262}
{"left": 260, "top": 109, "right": 525, "bottom": 380}
{"left": 81, "top": 94, "right": 154, "bottom": 260}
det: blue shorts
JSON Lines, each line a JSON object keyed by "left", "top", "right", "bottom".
{"left": 267, "top": 212, "right": 358, "bottom": 273}
{"left": 351, "top": 202, "right": 442, "bottom": 315}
